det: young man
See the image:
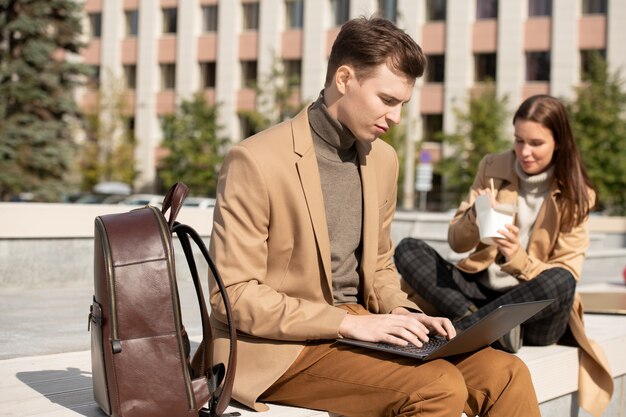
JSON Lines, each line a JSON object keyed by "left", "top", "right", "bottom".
{"left": 208, "top": 17, "right": 541, "bottom": 417}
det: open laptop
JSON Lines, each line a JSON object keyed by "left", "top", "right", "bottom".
{"left": 336, "top": 299, "right": 553, "bottom": 360}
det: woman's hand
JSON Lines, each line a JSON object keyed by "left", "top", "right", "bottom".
{"left": 338, "top": 307, "right": 456, "bottom": 347}
{"left": 494, "top": 223, "right": 521, "bottom": 262}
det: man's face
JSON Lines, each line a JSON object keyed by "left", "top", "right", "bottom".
{"left": 336, "top": 63, "right": 415, "bottom": 143}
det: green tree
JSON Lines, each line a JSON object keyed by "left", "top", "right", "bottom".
{"left": 79, "top": 76, "right": 137, "bottom": 192}
{"left": 0, "top": 0, "right": 90, "bottom": 201}
{"left": 158, "top": 93, "right": 227, "bottom": 197}
{"left": 567, "top": 53, "right": 626, "bottom": 215}
{"left": 436, "top": 83, "right": 510, "bottom": 207}
{"left": 238, "top": 56, "right": 305, "bottom": 135}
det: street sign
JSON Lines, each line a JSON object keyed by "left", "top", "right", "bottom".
{"left": 415, "top": 151, "right": 433, "bottom": 192}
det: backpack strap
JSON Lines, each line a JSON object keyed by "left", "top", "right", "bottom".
{"left": 162, "top": 182, "right": 189, "bottom": 230}
{"left": 173, "top": 223, "right": 238, "bottom": 417}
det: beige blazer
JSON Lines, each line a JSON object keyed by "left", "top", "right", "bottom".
{"left": 448, "top": 151, "right": 613, "bottom": 417}
{"left": 208, "top": 107, "right": 419, "bottom": 410}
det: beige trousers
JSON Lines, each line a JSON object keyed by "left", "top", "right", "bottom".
{"left": 261, "top": 305, "right": 541, "bottom": 417}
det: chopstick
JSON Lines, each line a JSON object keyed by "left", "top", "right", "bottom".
{"left": 490, "top": 178, "right": 495, "bottom": 196}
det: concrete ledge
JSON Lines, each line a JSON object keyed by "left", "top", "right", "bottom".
{"left": 2, "top": 300, "right": 625, "bottom": 417}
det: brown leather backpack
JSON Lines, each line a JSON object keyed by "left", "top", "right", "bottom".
{"left": 88, "top": 183, "right": 238, "bottom": 417}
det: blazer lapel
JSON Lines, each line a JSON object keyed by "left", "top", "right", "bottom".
{"left": 292, "top": 109, "right": 333, "bottom": 288}
{"left": 357, "top": 141, "right": 377, "bottom": 291}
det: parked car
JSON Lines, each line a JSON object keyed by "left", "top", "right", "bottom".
{"left": 183, "top": 197, "right": 216, "bottom": 209}
{"left": 118, "top": 194, "right": 165, "bottom": 207}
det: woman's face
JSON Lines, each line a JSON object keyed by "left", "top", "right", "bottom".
{"left": 513, "top": 119, "right": 556, "bottom": 175}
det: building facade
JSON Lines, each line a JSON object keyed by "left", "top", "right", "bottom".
{"left": 79, "top": 0, "right": 626, "bottom": 208}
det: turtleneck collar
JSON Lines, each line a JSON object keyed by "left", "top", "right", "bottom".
{"left": 515, "top": 159, "right": 554, "bottom": 194}
{"left": 308, "top": 91, "right": 357, "bottom": 161}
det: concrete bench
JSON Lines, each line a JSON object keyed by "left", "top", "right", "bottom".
{"left": 2, "top": 285, "right": 625, "bottom": 417}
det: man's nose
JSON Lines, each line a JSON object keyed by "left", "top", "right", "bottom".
{"left": 387, "top": 106, "right": 402, "bottom": 125}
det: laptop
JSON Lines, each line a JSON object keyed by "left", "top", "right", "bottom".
{"left": 580, "top": 291, "right": 626, "bottom": 315}
{"left": 336, "top": 299, "right": 553, "bottom": 360}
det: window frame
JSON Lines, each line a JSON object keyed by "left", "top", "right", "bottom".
{"left": 332, "top": 0, "right": 350, "bottom": 27}
{"left": 200, "top": 61, "right": 217, "bottom": 89}
{"left": 160, "top": 63, "right": 176, "bottom": 90}
{"left": 202, "top": 5, "right": 219, "bottom": 32}
{"left": 528, "top": 0, "right": 552, "bottom": 17}
{"left": 88, "top": 12, "right": 102, "bottom": 38}
{"left": 474, "top": 53, "right": 497, "bottom": 82}
{"left": 476, "top": 0, "right": 498, "bottom": 19}
{"left": 242, "top": 2, "right": 260, "bottom": 31}
{"left": 285, "top": 0, "right": 304, "bottom": 29}
{"left": 425, "top": 54, "right": 445, "bottom": 83}
{"left": 426, "top": 0, "right": 446, "bottom": 21}
{"left": 526, "top": 51, "right": 551, "bottom": 82}
{"left": 125, "top": 9, "right": 139, "bottom": 37}
{"left": 241, "top": 60, "right": 258, "bottom": 88}
{"left": 162, "top": 7, "right": 178, "bottom": 34}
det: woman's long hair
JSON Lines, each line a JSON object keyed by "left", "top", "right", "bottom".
{"left": 513, "top": 95, "right": 596, "bottom": 230}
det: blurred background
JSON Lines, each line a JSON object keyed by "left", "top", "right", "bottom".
{"left": 1, "top": 0, "right": 624, "bottom": 214}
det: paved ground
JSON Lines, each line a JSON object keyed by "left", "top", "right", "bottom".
{"left": 0, "top": 278, "right": 204, "bottom": 360}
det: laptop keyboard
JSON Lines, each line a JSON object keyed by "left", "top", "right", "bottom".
{"left": 374, "top": 335, "right": 448, "bottom": 355}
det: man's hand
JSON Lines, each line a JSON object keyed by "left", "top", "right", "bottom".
{"left": 338, "top": 307, "right": 456, "bottom": 348}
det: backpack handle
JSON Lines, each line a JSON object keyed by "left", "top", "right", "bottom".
{"left": 173, "top": 223, "right": 238, "bottom": 417}
{"left": 162, "top": 182, "right": 189, "bottom": 230}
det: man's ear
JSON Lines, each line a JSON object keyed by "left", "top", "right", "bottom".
{"left": 335, "top": 65, "right": 354, "bottom": 95}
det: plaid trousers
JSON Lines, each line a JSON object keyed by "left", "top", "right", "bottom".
{"left": 394, "top": 238, "right": 576, "bottom": 346}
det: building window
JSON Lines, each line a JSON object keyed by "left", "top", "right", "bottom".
{"left": 422, "top": 114, "right": 443, "bottom": 142}
{"left": 88, "top": 12, "right": 102, "bottom": 38}
{"left": 426, "top": 0, "right": 446, "bottom": 21}
{"left": 160, "top": 64, "right": 176, "bottom": 90}
{"left": 580, "top": 49, "right": 606, "bottom": 80}
{"left": 526, "top": 51, "right": 550, "bottom": 81}
{"left": 285, "top": 0, "right": 304, "bottom": 29}
{"left": 88, "top": 65, "right": 100, "bottom": 88}
{"left": 378, "top": 0, "right": 397, "bottom": 23}
{"left": 242, "top": 2, "right": 260, "bottom": 30}
{"left": 529, "top": 0, "right": 552, "bottom": 16}
{"left": 476, "top": 0, "right": 497, "bottom": 19}
{"left": 125, "top": 10, "right": 139, "bottom": 36}
{"left": 582, "top": 0, "right": 607, "bottom": 14}
{"left": 200, "top": 61, "right": 217, "bottom": 88}
{"left": 241, "top": 60, "right": 257, "bottom": 88}
{"left": 425, "top": 54, "right": 445, "bottom": 83}
{"left": 475, "top": 53, "right": 496, "bottom": 81}
{"left": 123, "top": 65, "right": 136, "bottom": 89}
{"left": 332, "top": 0, "right": 350, "bottom": 27}
{"left": 162, "top": 8, "right": 177, "bottom": 34}
{"left": 202, "top": 5, "right": 218, "bottom": 32}
{"left": 283, "top": 59, "right": 302, "bottom": 86}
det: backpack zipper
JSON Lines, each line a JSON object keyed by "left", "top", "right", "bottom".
{"left": 95, "top": 217, "right": 122, "bottom": 353}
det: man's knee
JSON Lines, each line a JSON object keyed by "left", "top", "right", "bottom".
{"left": 406, "top": 363, "right": 468, "bottom": 412}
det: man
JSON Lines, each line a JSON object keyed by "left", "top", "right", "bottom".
{"left": 209, "top": 17, "right": 541, "bottom": 417}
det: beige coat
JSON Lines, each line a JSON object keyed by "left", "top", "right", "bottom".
{"left": 449, "top": 151, "right": 613, "bottom": 417}
{"left": 208, "top": 107, "right": 419, "bottom": 410}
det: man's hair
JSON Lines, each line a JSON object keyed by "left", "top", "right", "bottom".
{"left": 325, "top": 17, "right": 426, "bottom": 86}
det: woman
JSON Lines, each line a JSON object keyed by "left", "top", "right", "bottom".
{"left": 394, "top": 94, "right": 613, "bottom": 414}
{"left": 396, "top": 94, "right": 595, "bottom": 350}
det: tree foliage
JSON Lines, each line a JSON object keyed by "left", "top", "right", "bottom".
{"left": 436, "top": 83, "right": 511, "bottom": 207}
{"left": 0, "top": 0, "right": 90, "bottom": 201}
{"left": 238, "top": 56, "right": 305, "bottom": 136}
{"left": 158, "top": 93, "right": 227, "bottom": 197}
{"left": 79, "top": 76, "right": 137, "bottom": 192}
{"left": 566, "top": 53, "right": 626, "bottom": 216}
